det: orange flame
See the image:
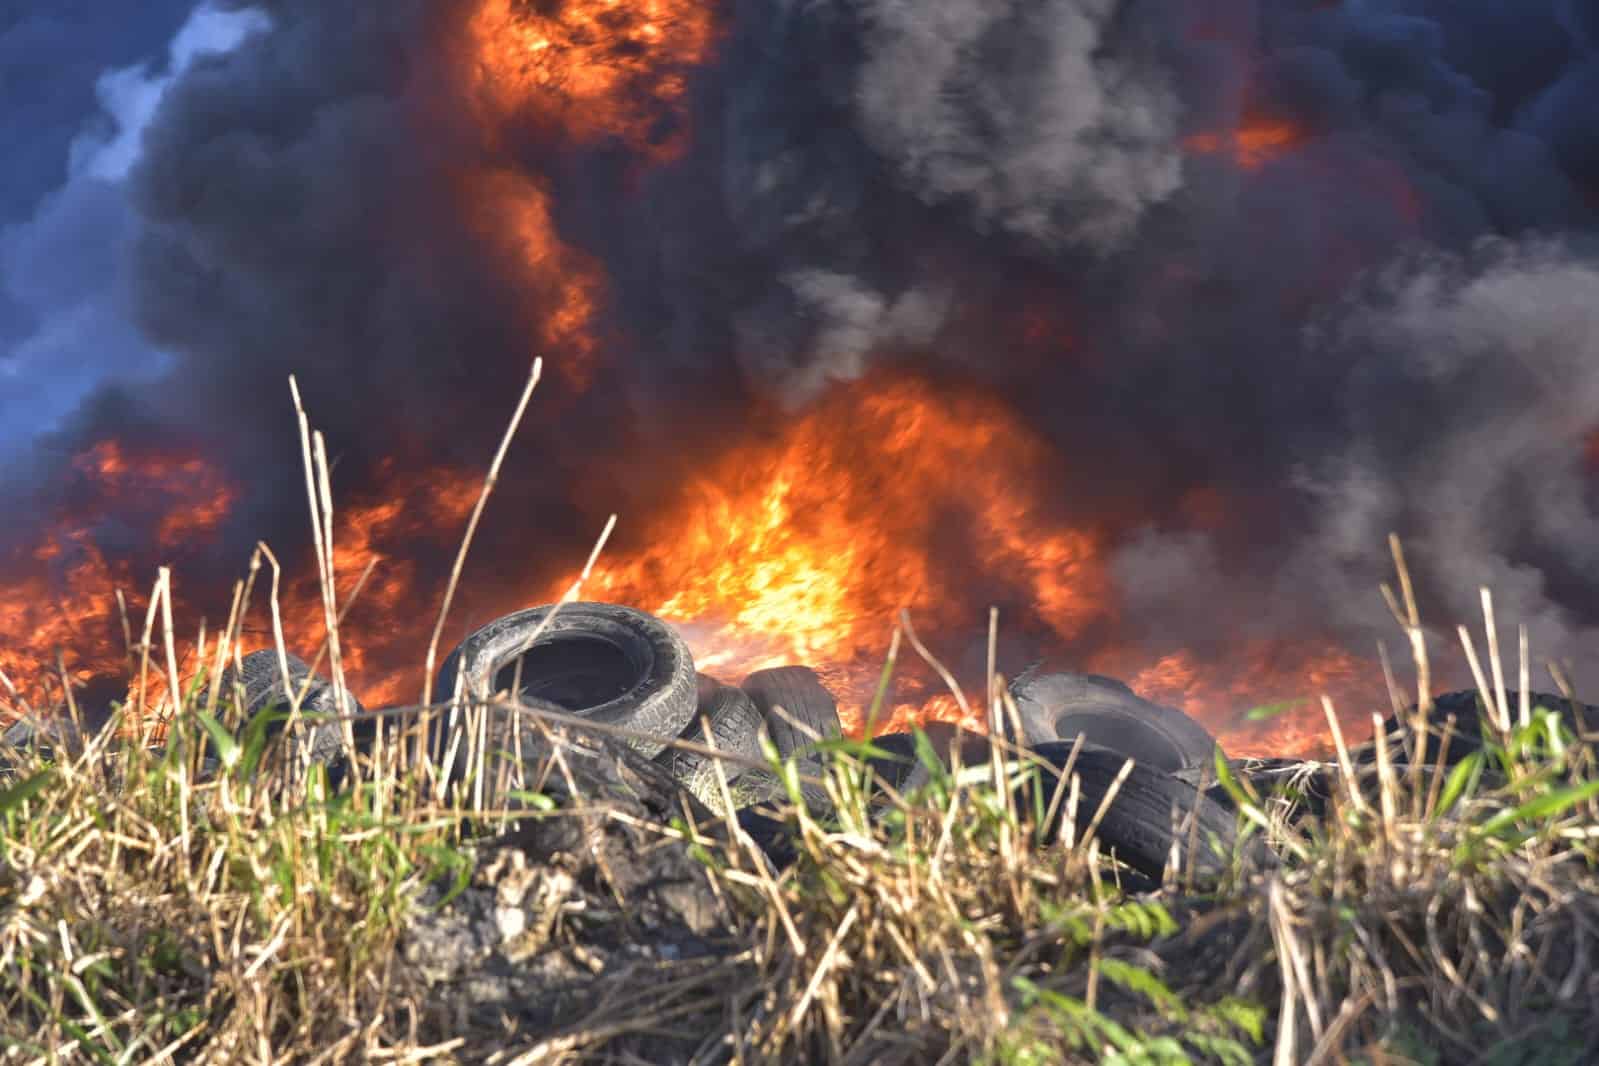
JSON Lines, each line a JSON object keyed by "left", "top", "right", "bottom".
{"left": 1, "top": 384, "right": 1387, "bottom": 759}
{"left": 1185, "top": 115, "right": 1310, "bottom": 171}
{"left": 468, "top": 0, "right": 718, "bottom": 157}
{"left": 251, "top": 462, "right": 481, "bottom": 707}
{"left": 457, "top": 0, "right": 721, "bottom": 389}
{"left": 1128, "top": 643, "right": 1385, "bottom": 756}
{"left": 565, "top": 374, "right": 1110, "bottom": 735}
{"left": 0, "top": 441, "right": 237, "bottom": 709}
{"left": 464, "top": 169, "right": 605, "bottom": 389}
{"left": 538, "top": 373, "right": 1388, "bottom": 752}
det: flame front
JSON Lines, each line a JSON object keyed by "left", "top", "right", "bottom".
{"left": 468, "top": 0, "right": 717, "bottom": 156}
{"left": 575, "top": 375, "right": 1109, "bottom": 736}
{"left": 0, "top": 442, "right": 236, "bottom": 710}
{"left": 265, "top": 464, "right": 481, "bottom": 708}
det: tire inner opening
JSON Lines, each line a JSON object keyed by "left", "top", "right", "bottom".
{"left": 495, "top": 636, "right": 639, "bottom": 711}
{"left": 1054, "top": 712, "right": 1184, "bottom": 772}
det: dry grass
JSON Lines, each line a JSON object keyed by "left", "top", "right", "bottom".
{"left": 3, "top": 383, "right": 1598, "bottom": 1064}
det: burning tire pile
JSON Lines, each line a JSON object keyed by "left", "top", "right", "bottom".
{"left": 6, "top": 598, "right": 1592, "bottom": 890}
{"left": 146, "top": 600, "right": 1242, "bottom": 888}
{"left": 425, "top": 601, "right": 1256, "bottom": 885}
{"left": 168, "top": 600, "right": 1595, "bottom": 884}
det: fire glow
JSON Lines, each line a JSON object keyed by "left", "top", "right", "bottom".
{"left": 1184, "top": 115, "right": 1310, "bottom": 172}
{"left": 1, "top": 374, "right": 1375, "bottom": 757}
{"left": 0, "top": 0, "right": 1404, "bottom": 758}
{"left": 576, "top": 375, "right": 1108, "bottom": 737}
{"left": 0, "top": 442, "right": 223, "bottom": 713}
{"left": 468, "top": 0, "right": 717, "bottom": 156}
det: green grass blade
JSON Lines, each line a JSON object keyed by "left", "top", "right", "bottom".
{"left": 1475, "top": 778, "right": 1599, "bottom": 841}
{"left": 194, "top": 711, "right": 239, "bottom": 771}
{"left": 1243, "top": 699, "right": 1304, "bottom": 722}
{"left": 1430, "top": 751, "right": 1483, "bottom": 822}
{"left": 0, "top": 767, "right": 56, "bottom": 817}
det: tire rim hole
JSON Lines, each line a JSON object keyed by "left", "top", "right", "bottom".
{"left": 495, "top": 636, "right": 640, "bottom": 711}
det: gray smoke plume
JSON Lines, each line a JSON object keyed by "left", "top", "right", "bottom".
{"left": 851, "top": 0, "right": 1185, "bottom": 253}
{"left": 1111, "top": 240, "right": 1599, "bottom": 689}
{"left": 1297, "top": 242, "right": 1599, "bottom": 687}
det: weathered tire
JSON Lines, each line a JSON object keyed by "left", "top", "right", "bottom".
{"left": 657, "top": 676, "right": 765, "bottom": 806}
{"left": 740, "top": 666, "right": 841, "bottom": 759}
{"left": 433, "top": 602, "right": 697, "bottom": 758}
{"left": 728, "top": 767, "right": 837, "bottom": 814}
{"left": 737, "top": 739, "right": 1251, "bottom": 886}
{"left": 1023, "top": 742, "right": 1250, "bottom": 886}
{"left": 1009, "top": 672, "right": 1220, "bottom": 773}
{"left": 216, "top": 650, "right": 357, "bottom": 770}
{"left": 1358, "top": 689, "right": 1599, "bottom": 767}
{"left": 868, "top": 722, "right": 994, "bottom": 793}
{"left": 732, "top": 667, "right": 842, "bottom": 815}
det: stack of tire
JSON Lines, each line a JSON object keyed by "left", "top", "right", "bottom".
{"left": 420, "top": 602, "right": 1245, "bottom": 887}
{"left": 37, "top": 598, "right": 1593, "bottom": 889}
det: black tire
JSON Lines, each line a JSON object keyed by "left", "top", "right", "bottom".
{"left": 433, "top": 602, "right": 697, "bottom": 758}
{"left": 216, "top": 650, "right": 355, "bottom": 769}
{"left": 657, "top": 676, "right": 765, "bottom": 806}
{"left": 1357, "top": 689, "right": 1599, "bottom": 767}
{"left": 738, "top": 740, "right": 1252, "bottom": 886}
{"left": 725, "top": 666, "right": 840, "bottom": 815}
{"left": 740, "top": 666, "right": 841, "bottom": 759}
{"left": 864, "top": 731, "right": 922, "bottom": 791}
{"left": 1022, "top": 742, "right": 1251, "bottom": 887}
{"left": 868, "top": 722, "right": 995, "bottom": 794}
{"left": 722, "top": 766, "right": 836, "bottom": 816}
{"left": 1009, "top": 672, "right": 1220, "bottom": 773}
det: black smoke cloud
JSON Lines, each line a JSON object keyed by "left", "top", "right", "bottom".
{"left": 50, "top": 0, "right": 744, "bottom": 611}
{"left": 10, "top": 0, "right": 1599, "bottom": 701}
{"left": 116, "top": 0, "right": 649, "bottom": 582}
{"left": 0, "top": 0, "right": 212, "bottom": 449}
{"left": 594, "top": 0, "right": 1599, "bottom": 685}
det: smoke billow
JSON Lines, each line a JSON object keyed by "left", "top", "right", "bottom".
{"left": 6, "top": 0, "right": 1599, "bottom": 710}
{"left": 1295, "top": 243, "right": 1599, "bottom": 675}
{"left": 850, "top": 0, "right": 1187, "bottom": 253}
{"left": 596, "top": 0, "right": 1599, "bottom": 684}
{"left": 0, "top": 2, "right": 259, "bottom": 454}
{"left": 105, "top": 0, "right": 644, "bottom": 583}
